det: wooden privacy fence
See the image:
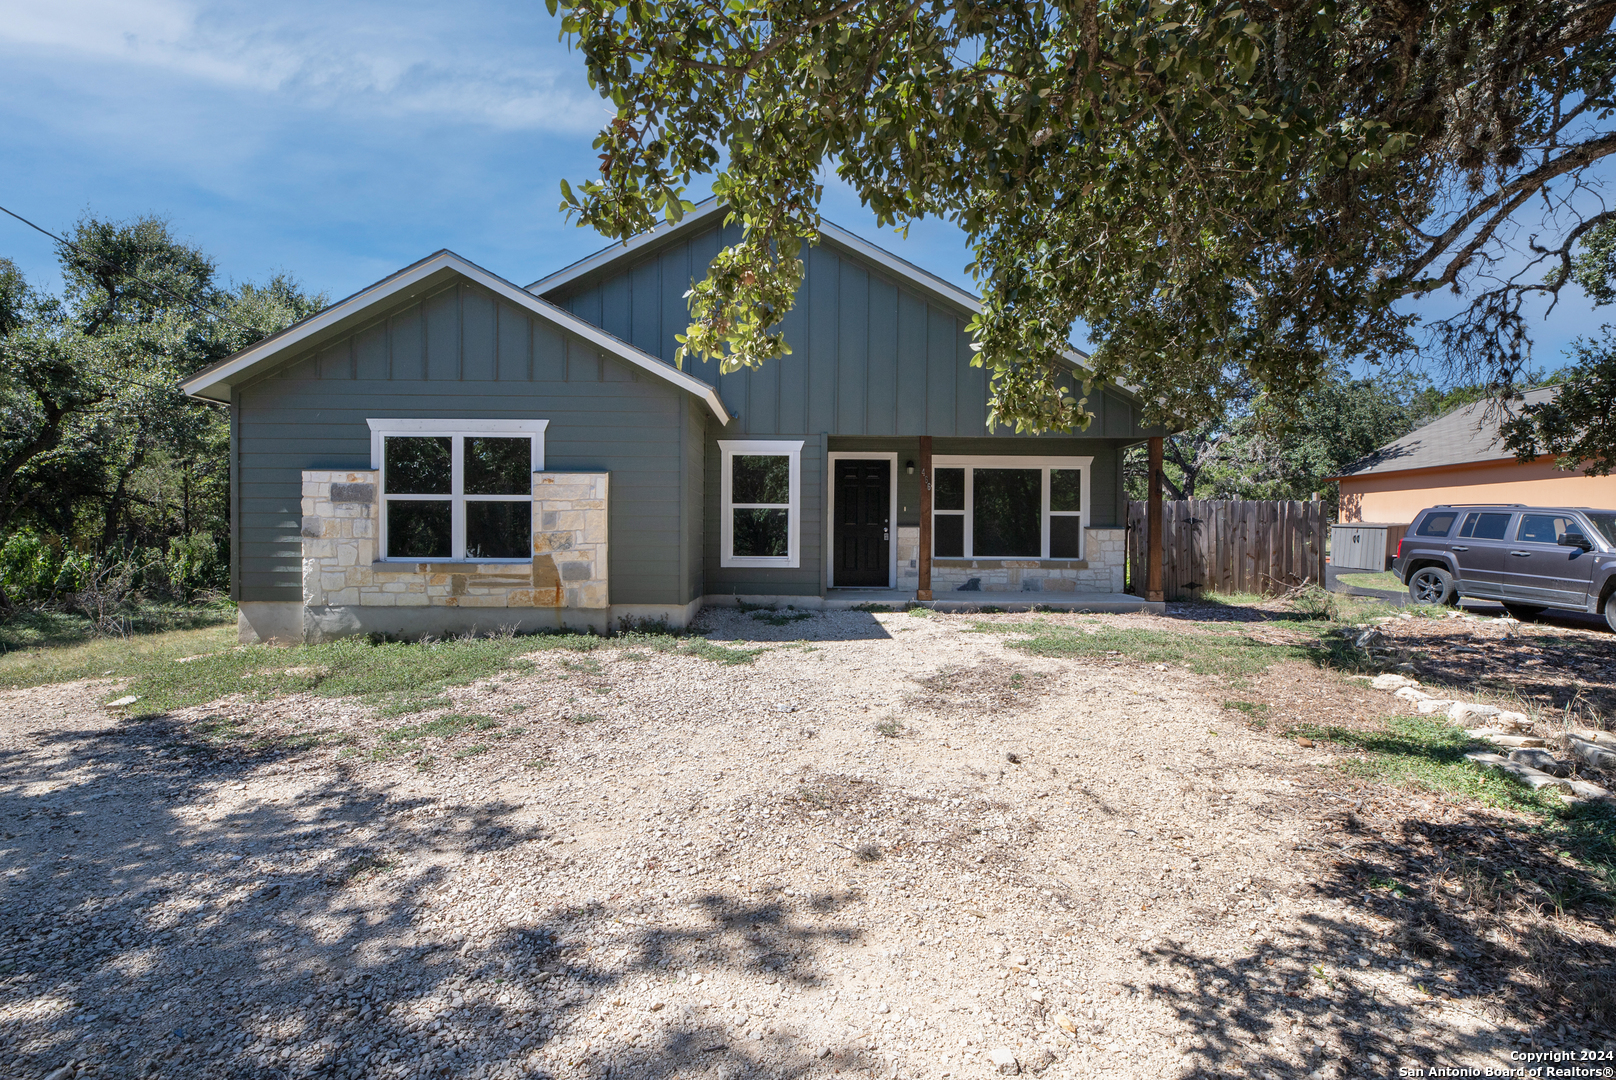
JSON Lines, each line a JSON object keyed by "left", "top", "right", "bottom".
{"left": 1126, "top": 499, "right": 1329, "bottom": 600}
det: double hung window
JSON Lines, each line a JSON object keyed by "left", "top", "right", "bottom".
{"left": 368, "top": 419, "right": 547, "bottom": 561}
{"left": 931, "top": 456, "right": 1091, "bottom": 560}
{"left": 719, "top": 440, "right": 803, "bottom": 567}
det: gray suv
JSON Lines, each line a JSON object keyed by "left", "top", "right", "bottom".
{"left": 1392, "top": 504, "right": 1616, "bottom": 629}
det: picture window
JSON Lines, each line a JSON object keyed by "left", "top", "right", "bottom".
{"left": 929, "top": 457, "right": 1091, "bottom": 560}
{"left": 367, "top": 419, "right": 546, "bottom": 561}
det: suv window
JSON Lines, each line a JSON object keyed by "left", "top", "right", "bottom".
{"left": 1415, "top": 511, "right": 1458, "bottom": 537}
{"left": 1587, "top": 512, "right": 1616, "bottom": 547}
{"left": 1517, "top": 513, "right": 1581, "bottom": 544}
{"left": 1458, "top": 512, "right": 1512, "bottom": 540}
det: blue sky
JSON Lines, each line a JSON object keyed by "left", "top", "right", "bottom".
{"left": 0, "top": 0, "right": 1606, "bottom": 380}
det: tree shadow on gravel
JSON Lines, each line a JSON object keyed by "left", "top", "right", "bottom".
{"left": 0, "top": 711, "right": 873, "bottom": 1080}
{"left": 1128, "top": 794, "right": 1614, "bottom": 1080}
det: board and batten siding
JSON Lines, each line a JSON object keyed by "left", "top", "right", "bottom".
{"left": 232, "top": 279, "right": 699, "bottom": 607}
{"left": 547, "top": 221, "right": 1157, "bottom": 595}
{"left": 545, "top": 223, "right": 1151, "bottom": 440}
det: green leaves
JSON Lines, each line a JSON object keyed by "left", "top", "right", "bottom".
{"left": 551, "top": 0, "right": 1616, "bottom": 435}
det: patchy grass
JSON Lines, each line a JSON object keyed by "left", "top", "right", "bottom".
{"left": 379, "top": 713, "right": 499, "bottom": 744}
{"left": 750, "top": 609, "right": 816, "bottom": 626}
{"left": 680, "top": 639, "right": 766, "bottom": 665}
{"left": 977, "top": 619, "right": 1360, "bottom": 676}
{"left": 0, "top": 621, "right": 238, "bottom": 693}
{"left": 1296, "top": 714, "right": 1616, "bottom": 891}
{"left": 1294, "top": 716, "right": 1547, "bottom": 813}
{"left": 0, "top": 599, "right": 237, "bottom": 656}
{"left": 332, "top": 855, "right": 398, "bottom": 886}
{"left": 62, "top": 632, "right": 618, "bottom": 717}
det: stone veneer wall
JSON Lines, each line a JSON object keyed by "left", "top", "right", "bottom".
{"left": 896, "top": 526, "right": 1125, "bottom": 594}
{"left": 300, "top": 470, "right": 609, "bottom": 613}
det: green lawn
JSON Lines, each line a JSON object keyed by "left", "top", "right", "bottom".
{"left": 1334, "top": 569, "right": 1405, "bottom": 592}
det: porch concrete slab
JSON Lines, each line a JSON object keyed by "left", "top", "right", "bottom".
{"left": 819, "top": 588, "right": 1165, "bottom": 614}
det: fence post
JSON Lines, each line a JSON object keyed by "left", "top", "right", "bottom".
{"left": 1146, "top": 437, "right": 1164, "bottom": 602}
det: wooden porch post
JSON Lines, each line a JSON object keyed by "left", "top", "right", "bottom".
{"left": 1146, "top": 436, "right": 1165, "bottom": 602}
{"left": 917, "top": 435, "right": 933, "bottom": 601}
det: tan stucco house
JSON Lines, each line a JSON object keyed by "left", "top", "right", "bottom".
{"left": 1330, "top": 388, "right": 1616, "bottom": 524}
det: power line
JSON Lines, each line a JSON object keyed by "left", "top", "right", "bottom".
{"left": 0, "top": 201, "right": 264, "bottom": 337}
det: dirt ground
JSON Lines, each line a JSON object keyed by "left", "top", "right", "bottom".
{"left": 2, "top": 606, "right": 1612, "bottom": 1080}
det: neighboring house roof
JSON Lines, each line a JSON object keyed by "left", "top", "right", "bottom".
{"left": 181, "top": 250, "right": 730, "bottom": 422}
{"left": 1330, "top": 387, "right": 1558, "bottom": 480}
{"left": 528, "top": 198, "right": 1140, "bottom": 402}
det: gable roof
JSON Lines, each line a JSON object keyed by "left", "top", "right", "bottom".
{"left": 1330, "top": 387, "right": 1558, "bottom": 480}
{"left": 527, "top": 198, "right": 1129, "bottom": 397}
{"left": 181, "top": 250, "right": 730, "bottom": 422}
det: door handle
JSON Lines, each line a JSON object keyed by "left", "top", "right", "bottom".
{"left": 1510, "top": 551, "right": 1531, "bottom": 557}
{"left": 1451, "top": 546, "right": 1468, "bottom": 551}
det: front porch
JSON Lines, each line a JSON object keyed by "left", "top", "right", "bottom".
{"left": 706, "top": 588, "right": 1166, "bottom": 614}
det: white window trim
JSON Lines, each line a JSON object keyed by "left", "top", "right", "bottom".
{"left": 719, "top": 439, "right": 804, "bottom": 568}
{"left": 825, "top": 452, "right": 900, "bottom": 588}
{"left": 931, "top": 455, "right": 1093, "bottom": 560}
{"left": 367, "top": 419, "right": 548, "bottom": 563}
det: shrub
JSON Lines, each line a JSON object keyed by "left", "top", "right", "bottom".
{"left": 165, "top": 531, "right": 223, "bottom": 601}
{"left": 0, "top": 530, "right": 82, "bottom": 603}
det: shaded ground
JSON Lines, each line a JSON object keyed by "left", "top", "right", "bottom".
{"left": 1, "top": 604, "right": 1612, "bottom": 1080}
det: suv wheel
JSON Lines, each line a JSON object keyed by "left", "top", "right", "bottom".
{"left": 1408, "top": 566, "right": 1457, "bottom": 606}
{"left": 1503, "top": 603, "right": 1545, "bottom": 621}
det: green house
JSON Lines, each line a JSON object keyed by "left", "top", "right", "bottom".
{"left": 183, "top": 202, "right": 1166, "bottom": 642}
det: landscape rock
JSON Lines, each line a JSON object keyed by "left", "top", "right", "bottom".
{"left": 1507, "top": 748, "right": 1569, "bottom": 777}
{"left": 1393, "top": 686, "right": 1433, "bottom": 702}
{"left": 1415, "top": 699, "right": 1457, "bottom": 715}
{"left": 1448, "top": 702, "right": 1501, "bottom": 723}
{"left": 1484, "top": 735, "right": 1546, "bottom": 749}
{"left": 1570, "top": 728, "right": 1616, "bottom": 750}
{"left": 1464, "top": 751, "right": 1573, "bottom": 793}
{"left": 103, "top": 696, "right": 139, "bottom": 709}
{"left": 1565, "top": 736, "right": 1616, "bottom": 772}
{"left": 1565, "top": 778, "right": 1613, "bottom": 800}
{"left": 988, "top": 1047, "right": 1021, "bottom": 1074}
{"left": 1370, "top": 674, "right": 1419, "bottom": 691}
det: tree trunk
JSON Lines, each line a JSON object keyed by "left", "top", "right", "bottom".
{"left": 100, "top": 444, "right": 150, "bottom": 552}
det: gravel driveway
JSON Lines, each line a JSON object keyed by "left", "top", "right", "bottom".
{"left": 0, "top": 608, "right": 1584, "bottom": 1079}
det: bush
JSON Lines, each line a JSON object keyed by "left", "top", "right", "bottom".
{"left": 0, "top": 530, "right": 80, "bottom": 603}
{"left": 165, "top": 531, "right": 223, "bottom": 600}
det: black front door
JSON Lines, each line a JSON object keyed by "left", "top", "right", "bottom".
{"left": 834, "top": 460, "right": 890, "bottom": 587}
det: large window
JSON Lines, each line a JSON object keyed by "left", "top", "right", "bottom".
{"left": 367, "top": 419, "right": 547, "bottom": 561}
{"left": 720, "top": 440, "right": 803, "bottom": 567}
{"left": 931, "top": 456, "right": 1091, "bottom": 560}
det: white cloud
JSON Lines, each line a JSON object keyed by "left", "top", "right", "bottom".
{"left": 0, "top": 0, "right": 609, "bottom": 132}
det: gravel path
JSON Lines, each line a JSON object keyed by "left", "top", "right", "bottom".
{"left": 0, "top": 608, "right": 1565, "bottom": 1079}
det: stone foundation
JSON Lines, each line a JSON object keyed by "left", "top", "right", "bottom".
{"left": 897, "top": 526, "right": 921, "bottom": 589}
{"left": 929, "top": 527, "right": 1125, "bottom": 594}
{"left": 296, "top": 469, "right": 609, "bottom": 640}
